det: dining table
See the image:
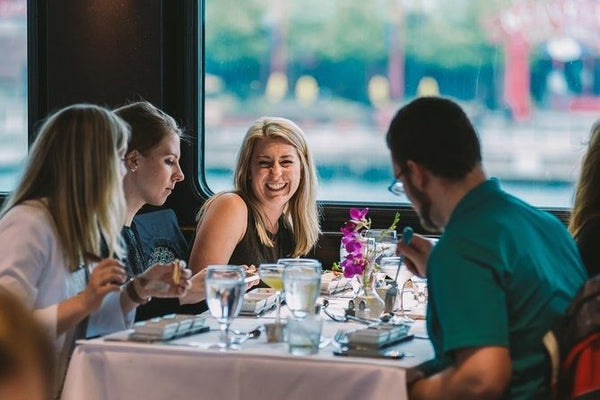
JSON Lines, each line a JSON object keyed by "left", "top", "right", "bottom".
{"left": 60, "top": 294, "right": 434, "bottom": 400}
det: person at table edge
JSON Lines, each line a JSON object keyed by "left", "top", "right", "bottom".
{"left": 389, "top": 97, "right": 586, "bottom": 399}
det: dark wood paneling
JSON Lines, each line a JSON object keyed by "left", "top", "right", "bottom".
{"left": 43, "top": 0, "right": 162, "bottom": 111}
{"left": 308, "top": 231, "right": 342, "bottom": 270}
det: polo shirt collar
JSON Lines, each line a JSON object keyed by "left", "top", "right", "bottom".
{"left": 446, "top": 178, "right": 500, "bottom": 227}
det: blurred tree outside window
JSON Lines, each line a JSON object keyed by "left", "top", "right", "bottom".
{"left": 202, "top": 0, "right": 600, "bottom": 208}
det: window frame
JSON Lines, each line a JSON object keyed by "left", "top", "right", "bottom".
{"left": 14, "top": 0, "right": 572, "bottom": 241}
{"left": 194, "top": 0, "right": 572, "bottom": 234}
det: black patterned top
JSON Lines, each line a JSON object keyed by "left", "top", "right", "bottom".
{"left": 121, "top": 224, "right": 147, "bottom": 277}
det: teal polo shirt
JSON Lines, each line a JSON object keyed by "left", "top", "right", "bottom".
{"left": 426, "top": 179, "right": 586, "bottom": 399}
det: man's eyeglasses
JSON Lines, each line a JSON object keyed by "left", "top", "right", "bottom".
{"left": 388, "top": 178, "right": 405, "bottom": 197}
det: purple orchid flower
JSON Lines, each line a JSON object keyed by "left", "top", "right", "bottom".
{"left": 345, "top": 240, "right": 363, "bottom": 254}
{"left": 340, "top": 222, "right": 356, "bottom": 236}
{"left": 349, "top": 207, "right": 368, "bottom": 222}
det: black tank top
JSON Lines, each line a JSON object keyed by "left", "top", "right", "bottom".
{"left": 228, "top": 196, "right": 294, "bottom": 267}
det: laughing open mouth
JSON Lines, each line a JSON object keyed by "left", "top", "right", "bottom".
{"left": 266, "top": 182, "right": 287, "bottom": 191}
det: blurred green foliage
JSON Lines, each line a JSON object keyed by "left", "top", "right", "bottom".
{"left": 204, "top": 0, "right": 511, "bottom": 103}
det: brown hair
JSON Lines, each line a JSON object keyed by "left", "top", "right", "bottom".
{"left": 570, "top": 120, "right": 600, "bottom": 238}
{"left": 114, "top": 101, "right": 182, "bottom": 155}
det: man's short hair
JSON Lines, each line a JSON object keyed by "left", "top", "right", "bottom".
{"left": 386, "top": 97, "right": 481, "bottom": 180}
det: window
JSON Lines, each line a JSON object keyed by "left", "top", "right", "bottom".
{"left": 203, "top": 0, "right": 599, "bottom": 208}
{"left": 0, "top": 0, "right": 27, "bottom": 192}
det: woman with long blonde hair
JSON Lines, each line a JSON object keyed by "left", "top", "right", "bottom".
{"left": 0, "top": 104, "right": 190, "bottom": 394}
{"left": 185, "top": 117, "right": 320, "bottom": 302}
{"left": 569, "top": 120, "right": 600, "bottom": 277}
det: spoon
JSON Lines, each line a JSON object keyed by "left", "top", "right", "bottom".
{"left": 232, "top": 327, "right": 262, "bottom": 345}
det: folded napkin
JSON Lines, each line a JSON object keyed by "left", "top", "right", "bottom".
{"left": 404, "top": 304, "right": 427, "bottom": 320}
{"left": 320, "top": 272, "right": 352, "bottom": 295}
{"left": 240, "top": 289, "right": 277, "bottom": 316}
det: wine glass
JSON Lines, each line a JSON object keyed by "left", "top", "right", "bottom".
{"left": 258, "top": 263, "right": 285, "bottom": 325}
{"left": 280, "top": 259, "right": 322, "bottom": 319}
{"left": 412, "top": 276, "right": 428, "bottom": 309}
{"left": 205, "top": 265, "right": 245, "bottom": 350}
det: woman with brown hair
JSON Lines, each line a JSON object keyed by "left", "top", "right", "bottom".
{"left": 569, "top": 120, "right": 600, "bottom": 277}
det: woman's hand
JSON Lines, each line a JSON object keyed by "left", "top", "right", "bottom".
{"left": 178, "top": 269, "right": 207, "bottom": 305}
{"left": 396, "top": 234, "right": 434, "bottom": 277}
{"left": 178, "top": 263, "right": 259, "bottom": 305}
{"left": 242, "top": 264, "right": 260, "bottom": 291}
{"left": 81, "top": 258, "right": 127, "bottom": 312}
{"left": 136, "top": 260, "right": 192, "bottom": 299}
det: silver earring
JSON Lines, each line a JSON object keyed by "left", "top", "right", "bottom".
{"left": 130, "top": 166, "right": 138, "bottom": 172}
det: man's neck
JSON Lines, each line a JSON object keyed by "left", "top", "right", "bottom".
{"left": 434, "top": 165, "right": 487, "bottom": 228}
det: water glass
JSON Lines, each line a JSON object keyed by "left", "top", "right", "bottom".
{"left": 287, "top": 314, "right": 322, "bottom": 355}
{"left": 365, "top": 229, "right": 398, "bottom": 265}
{"left": 277, "top": 258, "right": 322, "bottom": 272}
{"left": 281, "top": 259, "right": 321, "bottom": 319}
{"left": 205, "top": 265, "right": 246, "bottom": 350}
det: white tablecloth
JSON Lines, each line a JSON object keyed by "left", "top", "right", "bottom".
{"left": 61, "top": 302, "right": 433, "bottom": 400}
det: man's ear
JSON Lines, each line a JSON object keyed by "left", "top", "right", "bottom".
{"left": 406, "top": 160, "right": 428, "bottom": 191}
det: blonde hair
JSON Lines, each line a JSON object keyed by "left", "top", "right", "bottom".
{"left": 199, "top": 117, "right": 321, "bottom": 256}
{"left": 1, "top": 104, "right": 129, "bottom": 271}
{"left": 570, "top": 120, "right": 600, "bottom": 238}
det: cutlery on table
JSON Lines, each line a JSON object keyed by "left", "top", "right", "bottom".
{"left": 232, "top": 327, "right": 262, "bottom": 345}
{"left": 382, "top": 227, "right": 414, "bottom": 317}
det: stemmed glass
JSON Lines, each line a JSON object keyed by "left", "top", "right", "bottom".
{"left": 258, "top": 263, "right": 285, "bottom": 325}
{"left": 205, "top": 265, "right": 246, "bottom": 350}
{"left": 411, "top": 277, "right": 428, "bottom": 309}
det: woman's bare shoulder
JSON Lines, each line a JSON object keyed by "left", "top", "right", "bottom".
{"left": 203, "top": 192, "right": 248, "bottom": 221}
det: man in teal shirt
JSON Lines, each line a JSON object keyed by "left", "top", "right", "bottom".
{"left": 387, "top": 97, "right": 587, "bottom": 399}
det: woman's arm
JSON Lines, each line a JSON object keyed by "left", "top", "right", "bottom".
{"left": 180, "top": 194, "right": 248, "bottom": 305}
{"left": 57, "top": 258, "right": 126, "bottom": 334}
{"left": 118, "top": 260, "right": 192, "bottom": 312}
{"left": 0, "top": 205, "right": 127, "bottom": 337}
{"left": 188, "top": 193, "right": 248, "bottom": 274}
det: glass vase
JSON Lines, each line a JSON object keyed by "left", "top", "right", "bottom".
{"left": 353, "top": 264, "right": 385, "bottom": 319}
